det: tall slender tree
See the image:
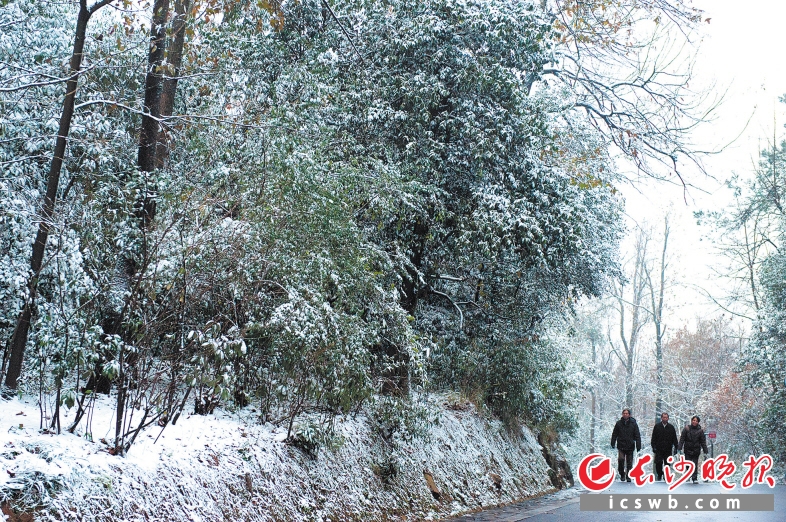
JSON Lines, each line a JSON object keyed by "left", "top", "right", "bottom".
{"left": 3, "top": 0, "right": 116, "bottom": 390}
{"left": 644, "top": 217, "right": 670, "bottom": 417}
{"left": 610, "top": 230, "right": 650, "bottom": 411}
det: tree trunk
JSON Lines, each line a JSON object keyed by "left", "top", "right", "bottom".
{"left": 138, "top": 0, "right": 170, "bottom": 189}
{"left": 107, "top": 0, "right": 169, "bottom": 450}
{"left": 655, "top": 222, "right": 668, "bottom": 417}
{"left": 611, "top": 231, "right": 649, "bottom": 415}
{"left": 4, "top": 3, "right": 93, "bottom": 389}
{"left": 646, "top": 217, "right": 669, "bottom": 417}
{"left": 590, "top": 389, "right": 596, "bottom": 453}
{"left": 84, "top": 0, "right": 173, "bottom": 400}
{"left": 156, "top": 0, "right": 192, "bottom": 168}
{"left": 625, "top": 372, "right": 634, "bottom": 412}
{"left": 654, "top": 339, "right": 662, "bottom": 418}
{"left": 598, "top": 386, "right": 604, "bottom": 446}
{"left": 400, "top": 219, "right": 428, "bottom": 314}
{"left": 590, "top": 335, "right": 597, "bottom": 452}
{"left": 381, "top": 219, "right": 427, "bottom": 395}
{"left": 114, "top": 347, "right": 126, "bottom": 454}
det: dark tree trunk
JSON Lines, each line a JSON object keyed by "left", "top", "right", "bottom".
{"left": 4, "top": 2, "right": 97, "bottom": 389}
{"left": 400, "top": 219, "right": 428, "bottom": 313}
{"left": 111, "top": 0, "right": 170, "bottom": 454}
{"left": 82, "top": 0, "right": 170, "bottom": 402}
{"left": 114, "top": 348, "right": 126, "bottom": 454}
{"left": 137, "top": 0, "right": 170, "bottom": 198}
{"left": 381, "top": 219, "right": 428, "bottom": 395}
{"left": 156, "top": 0, "right": 192, "bottom": 168}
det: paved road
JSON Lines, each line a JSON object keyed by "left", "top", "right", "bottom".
{"left": 451, "top": 482, "right": 785, "bottom": 521}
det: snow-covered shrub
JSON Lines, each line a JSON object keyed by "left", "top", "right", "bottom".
{"left": 368, "top": 394, "right": 436, "bottom": 444}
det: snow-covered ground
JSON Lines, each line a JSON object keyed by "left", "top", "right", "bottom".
{"left": 1, "top": 394, "right": 558, "bottom": 521}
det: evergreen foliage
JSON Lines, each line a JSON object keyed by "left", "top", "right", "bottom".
{"left": 0, "top": 0, "right": 702, "bottom": 453}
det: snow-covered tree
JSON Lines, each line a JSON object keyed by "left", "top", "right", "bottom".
{"left": 0, "top": 0, "right": 712, "bottom": 452}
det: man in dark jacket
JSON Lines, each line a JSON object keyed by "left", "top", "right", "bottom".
{"left": 611, "top": 408, "right": 641, "bottom": 482}
{"left": 678, "top": 415, "right": 709, "bottom": 483}
{"left": 650, "top": 412, "right": 679, "bottom": 481}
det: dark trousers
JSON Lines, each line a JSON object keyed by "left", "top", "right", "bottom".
{"left": 654, "top": 451, "right": 671, "bottom": 480}
{"left": 618, "top": 449, "right": 634, "bottom": 477}
{"left": 686, "top": 453, "right": 700, "bottom": 481}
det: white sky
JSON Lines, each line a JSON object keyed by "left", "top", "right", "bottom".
{"left": 617, "top": 0, "right": 786, "bottom": 324}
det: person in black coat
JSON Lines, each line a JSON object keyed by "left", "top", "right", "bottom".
{"left": 678, "top": 415, "right": 709, "bottom": 483}
{"left": 611, "top": 408, "right": 641, "bottom": 482}
{"left": 650, "top": 412, "right": 679, "bottom": 481}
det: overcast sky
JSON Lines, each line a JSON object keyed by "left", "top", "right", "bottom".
{"left": 615, "top": 0, "right": 786, "bottom": 324}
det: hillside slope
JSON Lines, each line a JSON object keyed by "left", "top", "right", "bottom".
{"left": 1, "top": 394, "right": 567, "bottom": 521}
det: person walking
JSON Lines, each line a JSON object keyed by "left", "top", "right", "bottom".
{"left": 650, "top": 412, "right": 678, "bottom": 481}
{"left": 678, "top": 415, "right": 708, "bottom": 484}
{"left": 611, "top": 408, "right": 641, "bottom": 482}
